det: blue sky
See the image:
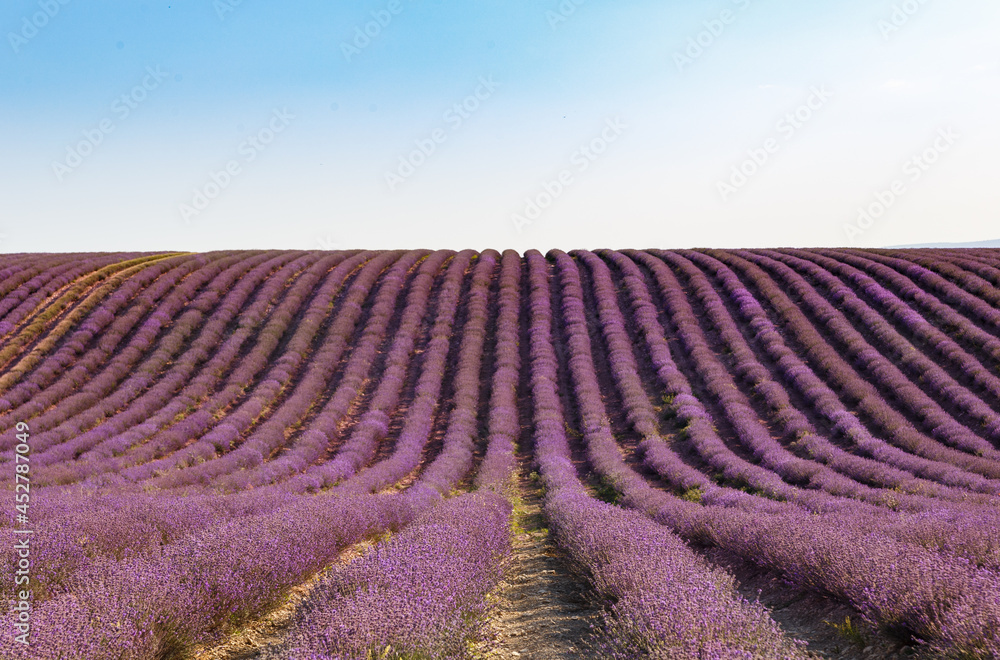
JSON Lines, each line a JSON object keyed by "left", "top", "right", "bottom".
{"left": 1, "top": 0, "right": 998, "bottom": 252}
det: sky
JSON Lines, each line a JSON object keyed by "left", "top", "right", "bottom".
{"left": 1, "top": 0, "right": 998, "bottom": 253}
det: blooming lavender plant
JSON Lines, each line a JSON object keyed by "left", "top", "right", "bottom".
{"left": 3, "top": 248, "right": 1000, "bottom": 659}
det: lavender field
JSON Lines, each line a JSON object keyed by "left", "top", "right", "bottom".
{"left": 4, "top": 248, "right": 1000, "bottom": 659}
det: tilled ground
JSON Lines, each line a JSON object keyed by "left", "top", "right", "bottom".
{"left": 476, "top": 481, "right": 603, "bottom": 660}
{"left": 704, "top": 547, "right": 926, "bottom": 660}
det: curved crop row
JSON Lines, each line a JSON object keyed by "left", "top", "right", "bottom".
{"left": 674, "top": 249, "right": 995, "bottom": 502}
{"left": 342, "top": 250, "right": 492, "bottom": 495}
{"left": 4, "top": 249, "right": 1000, "bottom": 659}
{"left": 215, "top": 250, "right": 426, "bottom": 491}
{"left": 2, "top": 251, "right": 310, "bottom": 456}
{"left": 0, "top": 253, "right": 233, "bottom": 419}
{"left": 523, "top": 249, "right": 807, "bottom": 658}
{"left": 757, "top": 249, "right": 1000, "bottom": 454}
{"left": 138, "top": 251, "right": 390, "bottom": 489}
{"left": 706, "top": 249, "right": 1000, "bottom": 480}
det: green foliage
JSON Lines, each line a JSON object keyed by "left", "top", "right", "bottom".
{"left": 660, "top": 394, "right": 677, "bottom": 419}
{"left": 527, "top": 470, "right": 546, "bottom": 497}
{"left": 365, "top": 644, "right": 434, "bottom": 660}
{"left": 594, "top": 476, "right": 622, "bottom": 505}
{"left": 680, "top": 487, "right": 703, "bottom": 503}
{"left": 828, "top": 616, "right": 866, "bottom": 647}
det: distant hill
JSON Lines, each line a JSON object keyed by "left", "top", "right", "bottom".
{"left": 885, "top": 238, "right": 1000, "bottom": 248}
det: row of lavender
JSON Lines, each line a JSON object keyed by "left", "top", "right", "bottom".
{"left": 543, "top": 249, "right": 1000, "bottom": 656}
{"left": 6, "top": 248, "right": 1000, "bottom": 501}
{"left": 0, "top": 250, "right": 797, "bottom": 657}
{"left": 0, "top": 251, "right": 516, "bottom": 658}
{"left": 3, "top": 248, "right": 1000, "bottom": 657}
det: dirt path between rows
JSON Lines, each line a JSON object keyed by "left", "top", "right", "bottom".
{"left": 703, "top": 547, "right": 925, "bottom": 660}
{"left": 193, "top": 481, "right": 602, "bottom": 660}
{"left": 476, "top": 478, "right": 602, "bottom": 660}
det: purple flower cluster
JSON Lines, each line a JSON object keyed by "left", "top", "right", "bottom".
{"left": 211, "top": 250, "right": 423, "bottom": 490}
{"left": 0, "top": 487, "right": 295, "bottom": 604}
{"left": 537, "top": 249, "right": 1000, "bottom": 653}
{"left": 265, "top": 492, "right": 511, "bottom": 659}
{"left": 0, "top": 253, "right": 197, "bottom": 398}
{"left": 133, "top": 250, "right": 375, "bottom": 488}
{"left": 283, "top": 250, "right": 452, "bottom": 491}
{"left": 0, "top": 254, "right": 176, "bottom": 383}
{"left": 0, "top": 253, "right": 148, "bottom": 362}
{"left": 754, "top": 249, "right": 1000, "bottom": 456}
{"left": 341, "top": 250, "right": 482, "bottom": 495}
{"left": 673, "top": 250, "right": 996, "bottom": 508}
{"left": 0, "top": 492, "right": 409, "bottom": 659}
{"left": 804, "top": 250, "right": 1000, "bottom": 420}
{"left": 2, "top": 251, "right": 312, "bottom": 477}
{"left": 706, "top": 249, "right": 1000, "bottom": 483}
{"left": 549, "top": 489, "right": 807, "bottom": 659}
{"left": 523, "top": 249, "right": 807, "bottom": 657}
{"left": 472, "top": 249, "right": 522, "bottom": 493}
{"left": 4, "top": 248, "right": 1000, "bottom": 658}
